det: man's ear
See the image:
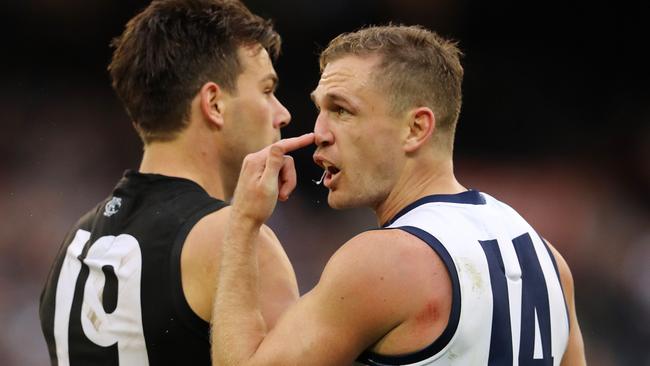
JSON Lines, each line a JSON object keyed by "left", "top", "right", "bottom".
{"left": 403, "top": 107, "right": 435, "bottom": 153}
{"left": 199, "top": 82, "right": 226, "bottom": 128}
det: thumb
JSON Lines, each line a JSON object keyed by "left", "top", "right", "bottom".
{"left": 260, "top": 145, "right": 285, "bottom": 186}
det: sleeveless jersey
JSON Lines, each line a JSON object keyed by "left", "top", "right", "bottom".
{"left": 39, "top": 170, "right": 227, "bottom": 366}
{"left": 356, "top": 190, "right": 569, "bottom": 366}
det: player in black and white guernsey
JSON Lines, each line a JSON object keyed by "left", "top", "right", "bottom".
{"left": 40, "top": 172, "right": 229, "bottom": 365}
{"left": 39, "top": 1, "right": 298, "bottom": 365}
{"left": 210, "top": 25, "right": 587, "bottom": 366}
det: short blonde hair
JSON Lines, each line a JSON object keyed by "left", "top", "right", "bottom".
{"left": 320, "top": 25, "right": 464, "bottom": 149}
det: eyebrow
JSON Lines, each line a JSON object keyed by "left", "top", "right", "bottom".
{"left": 261, "top": 74, "right": 279, "bottom": 89}
{"left": 311, "top": 91, "right": 358, "bottom": 112}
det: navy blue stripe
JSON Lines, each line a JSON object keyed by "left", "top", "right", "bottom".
{"left": 512, "top": 233, "right": 554, "bottom": 365}
{"left": 356, "top": 226, "right": 461, "bottom": 365}
{"left": 479, "top": 239, "right": 513, "bottom": 365}
{"left": 537, "top": 234, "right": 570, "bottom": 332}
{"left": 383, "top": 190, "right": 486, "bottom": 227}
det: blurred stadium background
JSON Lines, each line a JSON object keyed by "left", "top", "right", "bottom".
{"left": 1, "top": 0, "right": 648, "bottom": 364}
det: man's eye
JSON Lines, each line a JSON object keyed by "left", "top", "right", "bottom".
{"left": 336, "top": 107, "right": 349, "bottom": 116}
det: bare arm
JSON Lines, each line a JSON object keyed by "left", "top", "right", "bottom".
{"left": 546, "top": 242, "right": 587, "bottom": 366}
{"left": 211, "top": 216, "right": 268, "bottom": 365}
{"left": 213, "top": 229, "right": 417, "bottom": 366}
{"left": 255, "top": 227, "right": 299, "bottom": 329}
{"left": 211, "top": 134, "right": 316, "bottom": 365}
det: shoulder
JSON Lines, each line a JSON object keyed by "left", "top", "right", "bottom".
{"left": 180, "top": 206, "right": 293, "bottom": 321}
{"left": 326, "top": 228, "right": 447, "bottom": 273}
{"left": 185, "top": 205, "right": 231, "bottom": 253}
{"left": 301, "top": 229, "right": 452, "bottom": 343}
{"left": 183, "top": 206, "right": 285, "bottom": 265}
{"left": 319, "top": 228, "right": 450, "bottom": 314}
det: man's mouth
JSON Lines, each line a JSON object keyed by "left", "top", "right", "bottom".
{"left": 323, "top": 164, "right": 341, "bottom": 187}
{"left": 325, "top": 165, "right": 340, "bottom": 175}
{"left": 313, "top": 153, "right": 341, "bottom": 187}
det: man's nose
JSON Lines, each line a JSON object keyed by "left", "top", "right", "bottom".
{"left": 313, "top": 113, "right": 333, "bottom": 147}
{"left": 275, "top": 99, "right": 291, "bottom": 128}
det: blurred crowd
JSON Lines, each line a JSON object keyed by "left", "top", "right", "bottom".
{"left": 1, "top": 0, "right": 648, "bottom": 365}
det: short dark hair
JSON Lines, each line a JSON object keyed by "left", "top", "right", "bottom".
{"left": 320, "top": 25, "right": 463, "bottom": 151}
{"left": 108, "top": 0, "right": 281, "bottom": 144}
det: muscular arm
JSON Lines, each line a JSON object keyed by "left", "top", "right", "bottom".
{"left": 212, "top": 228, "right": 420, "bottom": 366}
{"left": 546, "top": 242, "right": 587, "bottom": 366}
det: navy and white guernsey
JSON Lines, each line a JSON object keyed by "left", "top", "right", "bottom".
{"left": 356, "top": 190, "right": 569, "bottom": 366}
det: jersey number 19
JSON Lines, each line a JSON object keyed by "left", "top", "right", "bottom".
{"left": 53, "top": 229, "right": 149, "bottom": 365}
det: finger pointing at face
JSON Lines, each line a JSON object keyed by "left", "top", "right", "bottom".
{"left": 233, "top": 133, "right": 315, "bottom": 225}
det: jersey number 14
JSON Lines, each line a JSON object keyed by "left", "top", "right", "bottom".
{"left": 480, "top": 233, "right": 559, "bottom": 365}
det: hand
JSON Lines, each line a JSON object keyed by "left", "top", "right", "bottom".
{"left": 231, "top": 133, "right": 315, "bottom": 226}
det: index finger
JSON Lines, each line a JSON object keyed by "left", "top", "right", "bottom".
{"left": 273, "top": 133, "right": 315, "bottom": 154}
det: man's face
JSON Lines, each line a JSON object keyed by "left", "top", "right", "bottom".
{"left": 312, "top": 55, "right": 406, "bottom": 210}
{"left": 220, "top": 46, "right": 291, "bottom": 169}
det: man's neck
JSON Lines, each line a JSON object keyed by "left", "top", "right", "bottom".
{"left": 375, "top": 157, "right": 466, "bottom": 226}
{"left": 139, "top": 138, "right": 230, "bottom": 201}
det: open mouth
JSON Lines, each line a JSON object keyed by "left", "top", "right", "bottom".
{"left": 313, "top": 165, "right": 341, "bottom": 186}
{"left": 323, "top": 165, "right": 341, "bottom": 187}
{"left": 313, "top": 153, "right": 341, "bottom": 187}
{"left": 326, "top": 165, "right": 340, "bottom": 175}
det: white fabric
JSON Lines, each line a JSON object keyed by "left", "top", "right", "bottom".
{"left": 361, "top": 192, "right": 569, "bottom": 366}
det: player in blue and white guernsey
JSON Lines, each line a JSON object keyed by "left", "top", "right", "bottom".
{"left": 211, "top": 25, "right": 586, "bottom": 366}
{"left": 39, "top": 1, "right": 298, "bottom": 365}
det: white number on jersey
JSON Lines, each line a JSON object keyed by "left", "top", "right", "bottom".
{"left": 53, "top": 229, "right": 149, "bottom": 365}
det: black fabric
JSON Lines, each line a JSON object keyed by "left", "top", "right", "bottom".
{"left": 39, "top": 170, "right": 227, "bottom": 365}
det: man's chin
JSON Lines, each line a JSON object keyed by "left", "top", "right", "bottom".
{"left": 327, "top": 192, "right": 359, "bottom": 210}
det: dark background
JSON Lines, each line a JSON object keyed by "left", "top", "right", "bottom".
{"left": 1, "top": 1, "right": 648, "bottom": 364}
